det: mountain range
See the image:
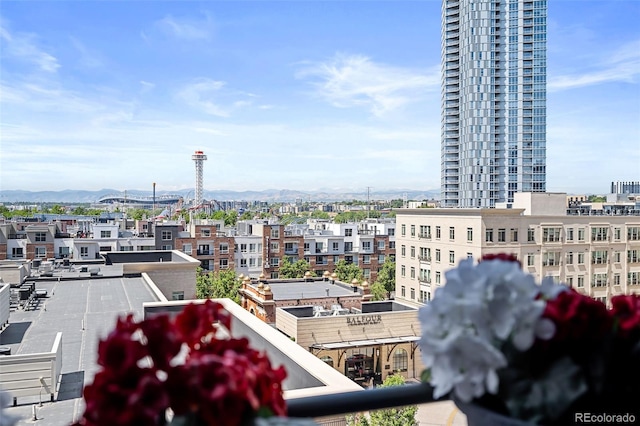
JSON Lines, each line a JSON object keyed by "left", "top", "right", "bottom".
{"left": 0, "top": 188, "right": 440, "bottom": 204}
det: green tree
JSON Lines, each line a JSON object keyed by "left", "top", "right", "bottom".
{"left": 310, "top": 210, "right": 330, "bottom": 219}
{"left": 225, "top": 210, "right": 239, "bottom": 227}
{"left": 588, "top": 195, "right": 606, "bottom": 202}
{"left": 279, "top": 257, "right": 311, "bottom": 279}
{"left": 72, "top": 206, "right": 88, "bottom": 215}
{"left": 370, "top": 281, "right": 387, "bottom": 301}
{"left": 129, "top": 208, "right": 147, "bottom": 220}
{"left": 347, "top": 375, "right": 417, "bottom": 426}
{"left": 334, "top": 260, "right": 363, "bottom": 283}
{"left": 240, "top": 211, "right": 254, "bottom": 221}
{"left": 374, "top": 259, "right": 396, "bottom": 298}
{"left": 50, "top": 205, "right": 66, "bottom": 214}
{"left": 196, "top": 268, "right": 241, "bottom": 303}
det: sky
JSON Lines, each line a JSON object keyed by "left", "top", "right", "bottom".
{"left": 0, "top": 1, "right": 639, "bottom": 195}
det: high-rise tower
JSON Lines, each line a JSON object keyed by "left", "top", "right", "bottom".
{"left": 441, "top": 0, "right": 547, "bottom": 208}
{"left": 192, "top": 150, "right": 207, "bottom": 207}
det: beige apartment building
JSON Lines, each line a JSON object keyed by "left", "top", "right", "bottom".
{"left": 395, "top": 193, "right": 640, "bottom": 306}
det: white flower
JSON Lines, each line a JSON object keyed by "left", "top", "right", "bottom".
{"left": 419, "top": 257, "right": 561, "bottom": 402}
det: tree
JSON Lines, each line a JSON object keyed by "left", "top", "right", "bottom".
{"left": 50, "top": 205, "right": 65, "bottom": 214}
{"left": 370, "top": 281, "right": 387, "bottom": 301}
{"left": 334, "top": 260, "right": 363, "bottom": 283}
{"left": 374, "top": 259, "right": 396, "bottom": 298}
{"left": 347, "top": 375, "right": 417, "bottom": 426}
{"left": 196, "top": 268, "right": 241, "bottom": 303}
{"left": 279, "top": 257, "right": 311, "bottom": 279}
{"left": 310, "top": 210, "right": 330, "bottom": 219}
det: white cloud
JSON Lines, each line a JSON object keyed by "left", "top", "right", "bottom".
{"left": 296, "top": 53, "right": 439, "bottom": 117}
{"left": 549, "top": 39, "right": 640, "bottom": 91}
{"left": 140, "top": 80, "right": 156, "bottom": 93}
{"left": 69, "top": 36, "right": 103, "bottom": 68}
{"left": 0, "top": 22, "right": 60, "bottom": 73}
{"left": 155, "top": 14, "right": 214, "bottom": 41}
{"left": 175, "top": 78, "right": 254, "bottom": 117}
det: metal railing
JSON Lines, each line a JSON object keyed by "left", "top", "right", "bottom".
{"left": 287, "top": 382, "right": 443, "bottom": 419}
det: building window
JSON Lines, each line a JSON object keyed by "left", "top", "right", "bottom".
{"left": 628, "top": 227, "right": 640, "bottom": 241}
{"left": 628, "top": 272, "right": 640, "bottom": 285}
{"left": 270, "top": 228, "right": 280, "bottom": 239}
{"left": 388, "top": 228, "right": 395, "bottom": 236}
{"left": 566, "top": 228, "right": 574, "bottom": 241}
{"left": 201, "top": 229, "right": 211, "bottom": 237}
{"left": 240, "top": 244, "right": 247, "bottom": 253}
{"left": 401, "top": 245, "right": 406, "bottom": 257}
{"left": 614, "top": 251, "right": 621, "bottom": 263}
{"left": 435, "top": 249, "right": 441, "bottom": 262}
{"left": 410, "top": 246, "right": 415, "bottom": 258}
{"left": 578, "top": 252, "right": 585, "bottom": 265}
{"left": 543, "top": 252, "right": 560, "bottom": 266}
{"left": 183, "top": 244, "right": 192, "bottom": 255}
{"left": 542, "top": 227, "right": 561, "bottom": 242}
{"left": 240, "top": 259, "right": 247, "bottom": 267}
{"left": 401, "top": 286, "right": 406, "bottom": 297}
{"left": 467, "top": 228, "right": 473, "bottom": 242}
{"left": 577, "top": 276, "right": 585, "bottom": 288}
{"left": 614, "top": 228, "right": 621, "bottom": 241}
{"left": 411, "top": 225, "right": 416, "bottom": 237}
{"left": 377, "top": 240, "right": 385, "bottom": 250}
{"left": 614, "top": 274, "right": 621, "bottom": 286}
{"left": 628, "top": 250, "right": 640, "bottom": 263}
{"left": 320, "top": 356, "right": 334, "bottom": 368}
{"left": 527, "top": 254, "right": 535, "bottom": 266}
{"left": 449, "top": 227, "right": 455, "bottom": 240}
{"left": 591, "top": 227, "right": 608, "bottom": 242}
{"left": 249, "top": 258, "right": 257, "bottom": 267}
{"left": 410, "top": 288, "right": 415, "bottom": 300}
{"left": 527, "top": 228, "right": 535, "bottom": 242}
{"left": 35, "top": 232, "right": 47, "bottom": 242}
{"left": 592, "top": 273, "right": 607, "bottom": 287}
{"left": 410, "top": 267, "right": 415, "bottom": 279}
{"left": 566, "top": 252, "right": 573, "bottom": 265}
{"left": 100, "top": 230, "right": 111, "bottom": 238}
{"left": 486, "top": 229, "right": 494, "bottom": 242}
{"left": 345, "top": 228, "right": 353, "bottom": 237}
{"left": 592, "top": 250, "right": 608, "bottom": 264}
{"left": 80, "top": 247, "right": 89, "bottom": 258}
{"left": 271, "top": 242, "right": 280, "bottom": 252}
{"left": 401, "top": 225, "right": 406, "bottom": 236}
{"left": 171, "top": 291, "right": 185, "bottom": 301}
{"left": 362, "top": 241, "right": 371, "bottom": 251}
{"left": 435, "top": 271, "right": 441, "bottom": 284}
{"left": 161, "top": 231, "right": 172, "bottom": 241}
{"left": 401, "top": 265, "right": 406, "bottom": 277}
{"left": 363, "top": 268, "right": 371, "bottom": 279}
{"left": 363, "top": 255, "right": 371, "bottom": 264}
{"left": 35, "top": 246, "right": 47, "bottom": 258}
{"left": 219, "top": 259, "right": 229, "bottom": 269}
{"left": 435, "top": 226, "right": 441, "bottom": 239}
{"left": 510, "top": 228, "right": 518, "bottom": 242}
{"left": 161, "top": 245, "right": 172, "bottom": 250}
{"left": 389, "top": 241, "right": 395, "bottom": 249}
{"left": 333, "top": 242, "right": 340, "bottom": 251}
{"left": 11, "top": 247, "right": 24, "bottom": 258}
{"left": 378, "top": 254, "right": 385, "bottom": 263}
{"left": 449, "top": 250, "right": 455, "bottom": 264}
{"left": 219, "top": 243, "right": 229, "bottom": 254}
{"left": 250, "top": 243, "right": 257, "bottom": 253}
{"left": 393, "top": 349, "right": 408, "bottom": 372}
{"left": 498, "top": 229, "right": 506, "bottom": 242}
{"left": 578, "top": 228, "right": 585, "bottom": 241}
{"left": 566, "top": 276, "right": 573, "bottom": 288}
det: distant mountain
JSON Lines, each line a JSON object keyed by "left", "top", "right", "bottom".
{"left": 0, "top": 188, "right": 440, "bottom": 203}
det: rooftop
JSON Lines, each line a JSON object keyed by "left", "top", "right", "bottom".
{"left": 263, "top": 279, "right": 358, "bottom": 301}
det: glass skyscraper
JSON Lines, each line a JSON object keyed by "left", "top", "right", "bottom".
{"left": 441, "top": 0, "right": 547, "bottom": 208}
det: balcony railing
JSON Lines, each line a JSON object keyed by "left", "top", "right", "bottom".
{"left": 287, "top": 382, "right": 443, "bottom": 419}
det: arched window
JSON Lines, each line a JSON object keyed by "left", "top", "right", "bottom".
{"left": 393, "top": 348, "right": 408, "bottom": 372}
{"left": 250, "top": 308, "right": 255, "bottom": 316}
{"left": 320, "top": 356, "right": 334, "bottom": 368}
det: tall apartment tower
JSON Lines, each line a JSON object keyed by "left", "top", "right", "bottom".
{"left": 441, "top": 0, "right": 547, "bottom": 208}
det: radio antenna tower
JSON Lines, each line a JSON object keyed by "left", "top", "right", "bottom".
{"left": 192, "top": 150, "right": 207, "bottom": 207}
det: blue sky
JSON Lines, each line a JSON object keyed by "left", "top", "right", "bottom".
{"left": 1, "top": 1, "right": 638, "bottom": 195}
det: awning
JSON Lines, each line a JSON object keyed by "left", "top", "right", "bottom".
{"left": 310, "top": 335, "right": 419, "bottom": 350}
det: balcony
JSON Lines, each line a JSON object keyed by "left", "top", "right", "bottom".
{"left": 419, "top": 256, "right": 432, "bottom": 263}
{"left": 196, "top": 250, "right": 212, "bottom": 256}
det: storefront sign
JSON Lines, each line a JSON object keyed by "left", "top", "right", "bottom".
{"left": 346, "top": 315, "right": 382, "bottom": 326}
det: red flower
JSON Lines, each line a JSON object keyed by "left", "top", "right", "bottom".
{"left": 76, "top": 301, "right": 287, "bottom": 426}
{"left": 543, "top": 289, "right": 611, "bottom": 342}
{"left": 481, "top": 253, "right": 521, "bottom": 267}
{"left": 611, "top": 294, "right": 640, "bottom": 335}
